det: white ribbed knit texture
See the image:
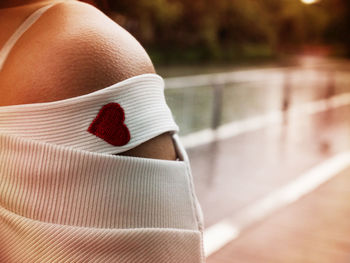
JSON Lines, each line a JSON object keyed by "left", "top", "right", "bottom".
{"left": 0, "top": 2, "right": 179, "bottom": 155}
{"left": 0, "top": 3, "right": 204, "bottom": 262}
{"left": 0, "top": 133, "right": 205, "bottom": 262}
{"left": 0, "top": 74, "right": 179, "bottom": 154}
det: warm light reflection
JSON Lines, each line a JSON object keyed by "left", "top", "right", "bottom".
{"left": 300, "top": 0, "right": 320, "bottom": 4}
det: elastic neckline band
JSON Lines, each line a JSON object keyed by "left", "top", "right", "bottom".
{"left": 0, "top": 74, "right": 179, "bottom": 154}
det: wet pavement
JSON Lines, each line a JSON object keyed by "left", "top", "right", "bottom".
{"left": 205, "top": 166, "right": 350, "bottom": 263}
{"left": 166, "top": 57, "right": 350, "bottom": 263}
{"left": 176, "top": 58, "right": 350, "bottom": 261}
{"left": 188, "top": 104, "right": 350, "bottom": 228}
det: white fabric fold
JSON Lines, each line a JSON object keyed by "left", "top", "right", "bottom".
{"left": 0, "top": 74, "right": 179, "bottom": 154}
{"left": 0, "top": 133, "right": 205, "bottom": 262}
{"left": 0, "top": 2, "right": 204, "bottom": 261}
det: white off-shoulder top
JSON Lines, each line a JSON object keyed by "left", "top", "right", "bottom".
{"left": 0, "top": 2, "right": 204, "bottom": 263}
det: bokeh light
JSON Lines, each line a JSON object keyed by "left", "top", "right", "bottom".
{"left": 300, "top": 0, "right": 320, "bottom": 4}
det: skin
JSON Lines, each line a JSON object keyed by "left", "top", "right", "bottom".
{"left": 0, "top": 0, "right": 177, "bottom": 160}
{"left": 0, "top": 0, "right": 52, "bottom": 8}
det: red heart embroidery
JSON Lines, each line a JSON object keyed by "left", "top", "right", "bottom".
{"left": 87, "top": 102, "right": 130, "bottom": 146}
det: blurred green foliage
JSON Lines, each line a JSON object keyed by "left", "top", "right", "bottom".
{"left": 100, "top": 0, "right": 350, "bottom": 64}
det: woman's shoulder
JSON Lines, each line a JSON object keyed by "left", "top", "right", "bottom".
{"left": 2, "top": 0, "right": 155, "bottom": 105}
{"left": 1, "top": 1, "right": 177, "bottom": 161}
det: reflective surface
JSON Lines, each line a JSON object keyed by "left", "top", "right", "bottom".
{"left": 164, "top": 56, "right": 350, "bottom": 261}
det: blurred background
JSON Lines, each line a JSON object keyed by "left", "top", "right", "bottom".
{"left": 92, "top": 0, "right": 349, "bottom": 66}
{"left": 90, "top": 0, "right": 350, "bottom": 262}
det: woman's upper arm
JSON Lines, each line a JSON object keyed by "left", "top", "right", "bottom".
{"left": 6, "top": 1, "right": 177, "bottom": 160}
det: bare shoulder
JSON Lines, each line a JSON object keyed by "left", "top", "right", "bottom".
{"left": 2, "top": 1, "right": 176, "bottom": 160}
{"left": 3, "top": 0, "right": 155, "bottom": 104}
{"left": 48, "top": 1, "right": 156, "bottom": 93}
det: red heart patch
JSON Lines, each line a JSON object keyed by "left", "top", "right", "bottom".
{"left": 87, "top": 102, "right": 130, "bottom": 146}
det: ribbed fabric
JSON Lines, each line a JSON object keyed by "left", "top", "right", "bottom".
{"left": 0, "top": 3, "right": 205, "bottom": 262}
{"left": 0, "top": 133, "right": 205, "bottom": 262}
{"left": 0, "top": 216, "right": 202, "bottom": 263}
{"left": 0, "top": 2, "right": 179, "bottom": 155}
{"left": 0, "top": 74, "right": 179, "bottom": 154}
{"left": 0, "top": 133, "right": 198, "bottom": 229}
